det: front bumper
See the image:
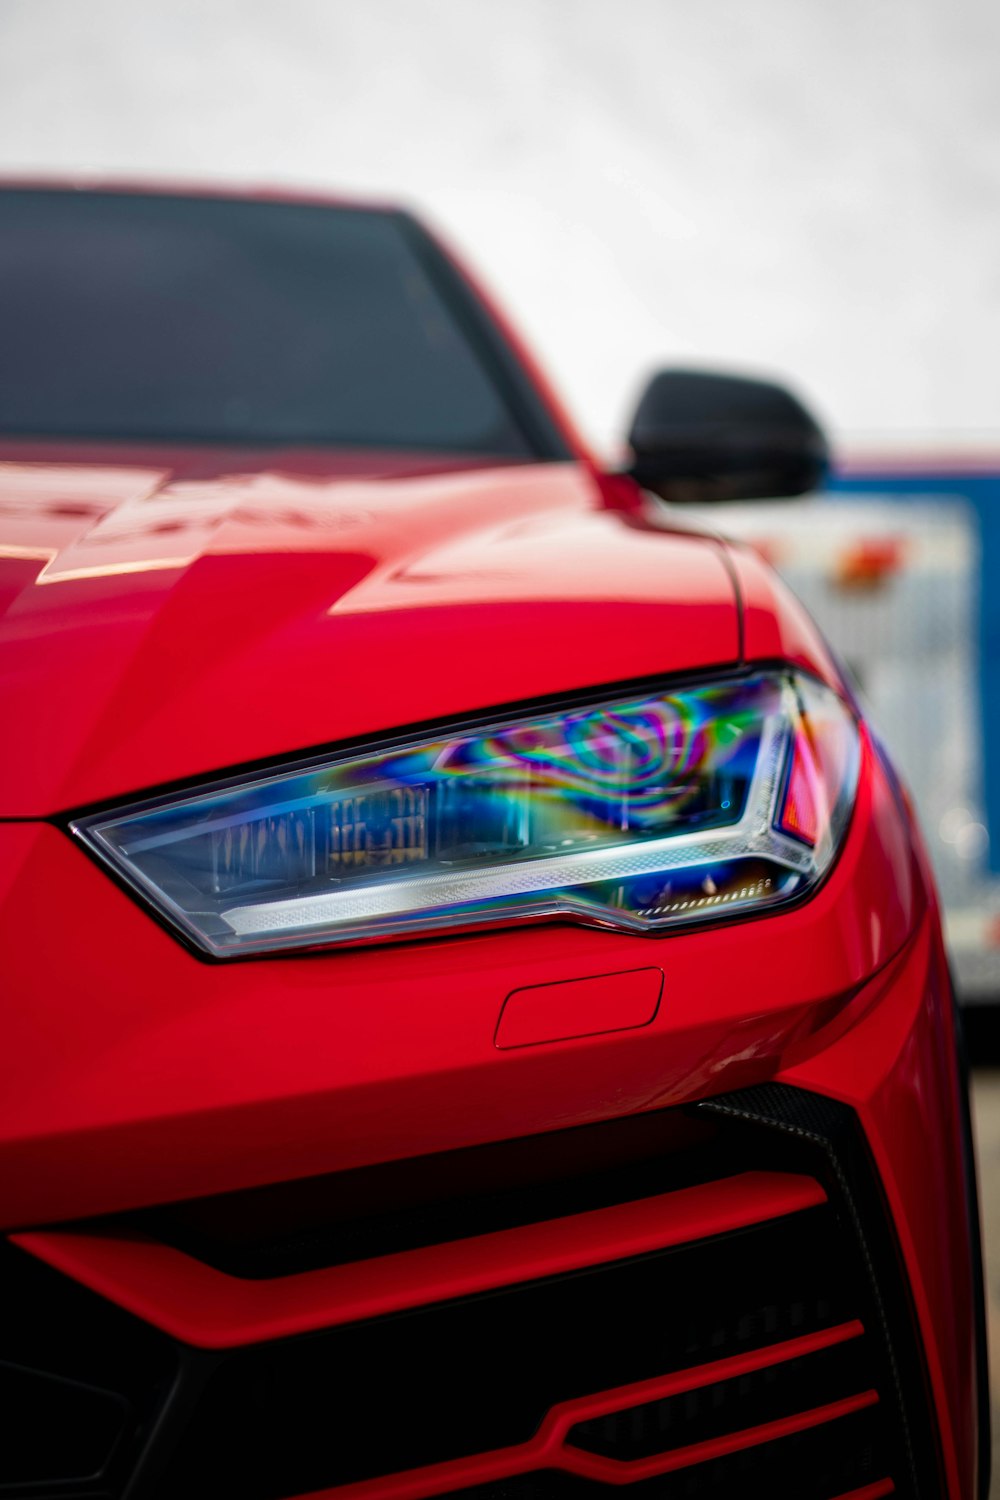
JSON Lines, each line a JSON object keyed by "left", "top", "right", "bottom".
{"left": 0, "top": 733, "right": 986, "bottom": 1498}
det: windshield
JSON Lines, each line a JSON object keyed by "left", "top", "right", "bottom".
{"left": 0, "top": 189, "right": 546, "bottom": 456}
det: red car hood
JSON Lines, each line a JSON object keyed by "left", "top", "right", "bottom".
{"left": 0, "top": 446, "right": 739, "bottom": 816}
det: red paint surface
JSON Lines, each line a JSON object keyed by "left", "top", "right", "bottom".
{"left": 729, "top": 542, "right": 844, "bottom": 684}
{"left": 495, "top": 967, "right": 663, "bottom": 1049}
{"left": 0, "top": 452, "right": 743, "bottom": 815}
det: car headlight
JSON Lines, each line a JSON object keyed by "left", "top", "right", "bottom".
{"left": 72, "top": 670, "right": 859, "bottom": 958}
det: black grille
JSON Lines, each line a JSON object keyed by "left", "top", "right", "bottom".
{"left": 0, "top": 1084, "right": 942, "bottom": 1500}
{"left": 151, "top": 1205, "right": 856, "bottom": 1498}
{"left": 565, "top": 1337, "right": 873, "bottom": 1460}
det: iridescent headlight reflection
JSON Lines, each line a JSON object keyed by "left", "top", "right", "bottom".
{"left": 73, "top": 671, "right": 859, "bottom": 957}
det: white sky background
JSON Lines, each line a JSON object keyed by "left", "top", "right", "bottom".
{"left": 0, "top": 0, "right": 997, "bottom": 459}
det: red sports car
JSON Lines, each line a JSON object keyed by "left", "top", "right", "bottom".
{"left": 0, "top": 184, "right": 987, "bottom": 1500}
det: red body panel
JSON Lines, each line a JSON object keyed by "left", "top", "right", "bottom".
{"left": 0, "top": 450, "right": 742, "bottom": 814}
{"left": 0, "top": 183, "right": 984, "bottom": 1500}
{"left": 783, "top": 909, "right": 979, "bottom": 1499}
{"left": 0, "top": 730, "right": 917, "bottom": 1227}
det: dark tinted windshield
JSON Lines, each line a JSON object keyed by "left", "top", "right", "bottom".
{"left": 0, "top": 189, "right": 545, "bottom": 456}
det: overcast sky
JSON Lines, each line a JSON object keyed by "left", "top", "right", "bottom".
{"left": 1, "top": 0, "right": 997, "bottom": 457}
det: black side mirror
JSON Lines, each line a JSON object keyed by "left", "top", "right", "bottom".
{"left": 626, "top": 368, "right": 828, "bottom": 502}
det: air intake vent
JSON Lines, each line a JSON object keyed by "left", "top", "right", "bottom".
{"left": 3, "top": 1084, "right": 939, "bottom": 1500}
{"left": 150, "top": 1200, "right": 864, "bottom": 1497}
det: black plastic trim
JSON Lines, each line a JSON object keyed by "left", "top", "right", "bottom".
{"left": 949, "top": 973, "right": 992, "bottom": 1499}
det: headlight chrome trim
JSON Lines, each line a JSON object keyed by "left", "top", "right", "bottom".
{"left": 71, "top": 668, "right": 860, "bottom": 959}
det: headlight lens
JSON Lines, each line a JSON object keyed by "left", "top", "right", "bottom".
{"left": 73, "top": 671, "right": 859, "bottom": 958}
